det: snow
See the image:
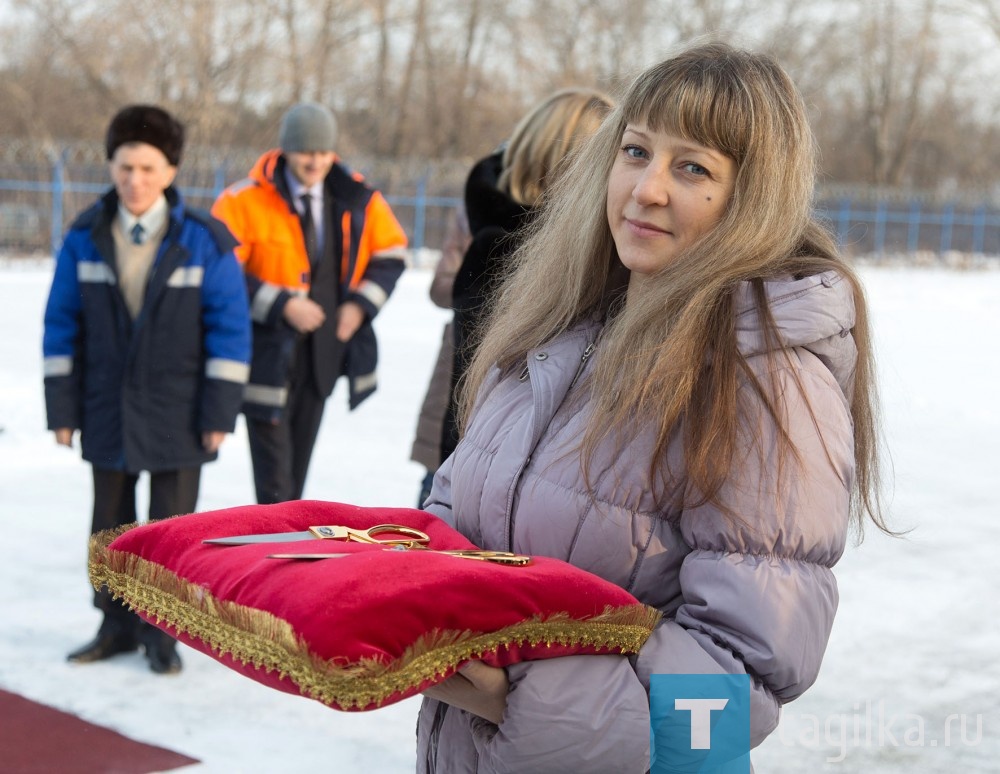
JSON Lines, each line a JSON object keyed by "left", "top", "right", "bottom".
{"left": 1, "top": 259, "right": 997, "bottom": 772}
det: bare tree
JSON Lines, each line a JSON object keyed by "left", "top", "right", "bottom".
{"left": 1, "top": 0, "right": 999, "bottom": 194}
{"left": 950, "top": 0, "right": 1000, "bottom": 39}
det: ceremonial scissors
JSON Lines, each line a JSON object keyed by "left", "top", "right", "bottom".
{"left": 202, "top": 523, "right": 431, "bottom": 547}
{"left": 266, "top": 546, "right": 532, "bottom": 566}
{"left": 204, "top": 523, "right": 531, "bottom": 565}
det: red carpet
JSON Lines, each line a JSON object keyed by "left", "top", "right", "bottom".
{"left": 0, "top": 688, "right": 199, "bottom": 773}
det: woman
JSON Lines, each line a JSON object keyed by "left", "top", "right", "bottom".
{"left": 441, "top": 88, "right": 614, "bottom": 463}
{"left": 417, "top": 42, "right": 887, "bottom": 772}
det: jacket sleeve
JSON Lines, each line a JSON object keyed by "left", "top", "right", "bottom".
{"left": 198, "top": 243, "right": 252, "bottom": 433}
{"left": 634, "top": 353, "right": 854, "bottom": 747}
{"left": 422, "top": 363, "right": 505, "bottom": 523}
{"left": 42, "top": 235, "right": 84, "bottom": 431}
{"left": 344, "top": 191, "right": 407, "bottom": 321}
{"left": 469, "top": 656, "right": 651, "bottom": 774}
{"left": 211, "top": 189, "right": 293, "bottom": 329}
{"left": 423, "top": 448, "right": 456, "bottom": 526}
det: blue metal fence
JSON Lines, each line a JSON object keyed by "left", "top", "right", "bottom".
{"left": 818, "top": 197, "right": 1000, "bottom": 257}
{"left": 0, "top": 151, "right": 464, "bottom": 256}
{"left": 1, "top": 151, "right": 998, "bottom": 258}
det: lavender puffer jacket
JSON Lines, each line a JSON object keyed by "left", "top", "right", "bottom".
{"left": 417, "top": 271, "right": 857, "bottom": 773}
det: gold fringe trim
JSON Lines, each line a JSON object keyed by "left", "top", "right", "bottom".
{"left": 89, "top": 526, "right": 662, "bottom": 710}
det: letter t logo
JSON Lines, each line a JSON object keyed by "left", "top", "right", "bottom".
{"left": 674, "top": 698, "right": 729, "bottom": 749}
{"left": 649, "top": 674, "right": 750, "bottom": 771}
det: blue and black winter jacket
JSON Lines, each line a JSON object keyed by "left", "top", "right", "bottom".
{"left": 43, "top": 187, "right": 252, "bottom": 473}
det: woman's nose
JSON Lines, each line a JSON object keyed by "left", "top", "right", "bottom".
{"left": 633, "top": 167, "right": 670, "bottom": 206}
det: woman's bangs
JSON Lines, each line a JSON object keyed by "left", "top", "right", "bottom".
{"left": 624, "top": 67, "right": 748, "bottom": 162}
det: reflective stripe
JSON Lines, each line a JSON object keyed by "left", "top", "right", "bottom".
{"left": 206, "top": 358, "right": 250, "bottom": 384}
{"left": 44, "top": 355, "right": 73, "bottom": 377}
{"left": 356, "top": 280, "right": 388, "bottom": 310}
{"left": 244, "top": 383, "right": 288, "bottom": 407}
{"left": 226, "top": 177, "right": 257, "bottom": 195}
{"left": 252, "top": 283, "right": 282, "bottom": 323}
{"left": 77, "top": 262, "right": 116, "bottom": 285}
{"left": 372, "top": 248, "right": 406, "bottom": 260}
{"left": 166, "top": 266, "right": 204, "bottom": 288}
{"left": 353, "top": 370, "right": 377, "bottom": 395}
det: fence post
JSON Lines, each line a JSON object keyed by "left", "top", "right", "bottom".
{"left": 50, "top": 148, "right": 66, "bottom": 257}
{"left": 213, "top": 162, "right": 227, "bottom": 198}
{"left": 874, "top": 200, "right": 887, "bottom": 255}
{"left": 836, "top": 198, "right": 851, "bottom": 251}
{"left": 907, "top": 200, "right": 921, "bottom": 253}
{"left": 972, "top": 206, "right": 986, "bottom": 255}
{"left": 412, "top": 173, "right": 427, "bottom": 252}
{"left": 940, "top": 204, "right": 955, "bottom": 254}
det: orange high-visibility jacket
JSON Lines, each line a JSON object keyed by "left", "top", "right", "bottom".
{"left": 213, "top": 150, "right": 407, "bottom": 416}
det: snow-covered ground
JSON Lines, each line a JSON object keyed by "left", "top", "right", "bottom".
{"left": 0, "top": 258, "right": 997, "bottom": 773}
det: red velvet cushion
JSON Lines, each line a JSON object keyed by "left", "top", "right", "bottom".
{"left": 89, "top": 500, "right": 660, "bottom": 711}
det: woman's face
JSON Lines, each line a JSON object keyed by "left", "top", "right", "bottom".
{"left": 606, "top": 123, "right": 736, "bottom": 277}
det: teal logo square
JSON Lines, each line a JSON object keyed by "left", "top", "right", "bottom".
{"left": 650, "top": 674, "right": 751, "bottom": 773}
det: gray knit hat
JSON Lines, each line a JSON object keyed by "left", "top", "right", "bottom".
{"left": 279, "top": 103, "right": 337, "bottom": 153}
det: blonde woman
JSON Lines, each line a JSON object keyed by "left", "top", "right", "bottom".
{"left": 441, "top": 88, "right": 614, "bottom": 463}
{"left": 419, "top": 43, "right": 887, "bottom": 771}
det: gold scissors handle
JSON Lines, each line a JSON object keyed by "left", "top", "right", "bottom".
{"left": 307, "top": 524, "right": 430, "bottom": 546}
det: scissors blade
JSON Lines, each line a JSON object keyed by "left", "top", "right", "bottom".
{"left": 203, "top": 531, "right": 316, "bottom": 545}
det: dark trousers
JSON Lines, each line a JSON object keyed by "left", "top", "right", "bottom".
{"left": 247, "top": 339, "right": 328, "bottom": 504}
{"left": 91, "top": 465, "right": 201, "bottom": 644}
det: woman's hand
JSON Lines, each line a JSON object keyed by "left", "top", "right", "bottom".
{"left": 422, "top": 661, "right": 509, "bottom": 724}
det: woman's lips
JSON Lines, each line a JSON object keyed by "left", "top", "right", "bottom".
{"left": 625, "top": 218, "right": 671, "bottom": 237}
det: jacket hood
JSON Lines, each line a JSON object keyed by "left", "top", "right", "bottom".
{"left": 248, "top": 148, "right": 364, "bottom": 211}
{"left": 249, "top": 148, "right": 283, "bottom": 187}
{"left": 249, "top": 148, "right": 344, "bottom": 185}
{"left": 733, "top": 270, "right": 857, "bottom": 397}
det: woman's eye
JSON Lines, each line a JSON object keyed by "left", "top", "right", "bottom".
{"left": 622, "top": 144, "right": 647, "bottom": 160}
{"left": 683, "top": 162, "right": 709, "bottom": 176}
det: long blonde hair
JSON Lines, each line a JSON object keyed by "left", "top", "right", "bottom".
{"left": 460, "top": 42, "right": 886, "bottom": 535}
{"left": 499, "top": 88, "right": 614, "bottom": 207}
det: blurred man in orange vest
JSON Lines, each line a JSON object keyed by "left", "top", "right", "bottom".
{"left": 213, "top": 103, "right": 407, "bottom": 503}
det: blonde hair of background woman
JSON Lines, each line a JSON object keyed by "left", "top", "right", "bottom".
{"left": 499, "top": 87, "right": 614, "bottom": 207}
{"left": 460, "top": 41, "right": 887, "bottom": 536}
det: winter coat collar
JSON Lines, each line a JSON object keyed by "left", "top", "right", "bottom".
{"left": 249, "top": 149, "right": 371, "bottom": 211}
{"left": 463, "top": 151, "right": 532, "bottom": 236}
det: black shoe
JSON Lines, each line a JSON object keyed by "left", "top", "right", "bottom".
{"left": 67, "top": 630, "right": 138, "bottom": 663}
{"left": 145, "top": 641, "right": 182, "bottom": 675}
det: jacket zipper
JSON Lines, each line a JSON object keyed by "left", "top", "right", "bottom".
{"left": 505, "top": 337, "right": 597, "bottom": 550}
{"left": 573, "top": 341, "right": 596, "bottom": 383}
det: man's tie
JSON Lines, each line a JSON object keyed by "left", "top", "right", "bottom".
{"left": 130, "top": 222, "right": 146, "bottom": 245}
{"left": 299, "top": 193, "right": 320, "bottom": 267}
